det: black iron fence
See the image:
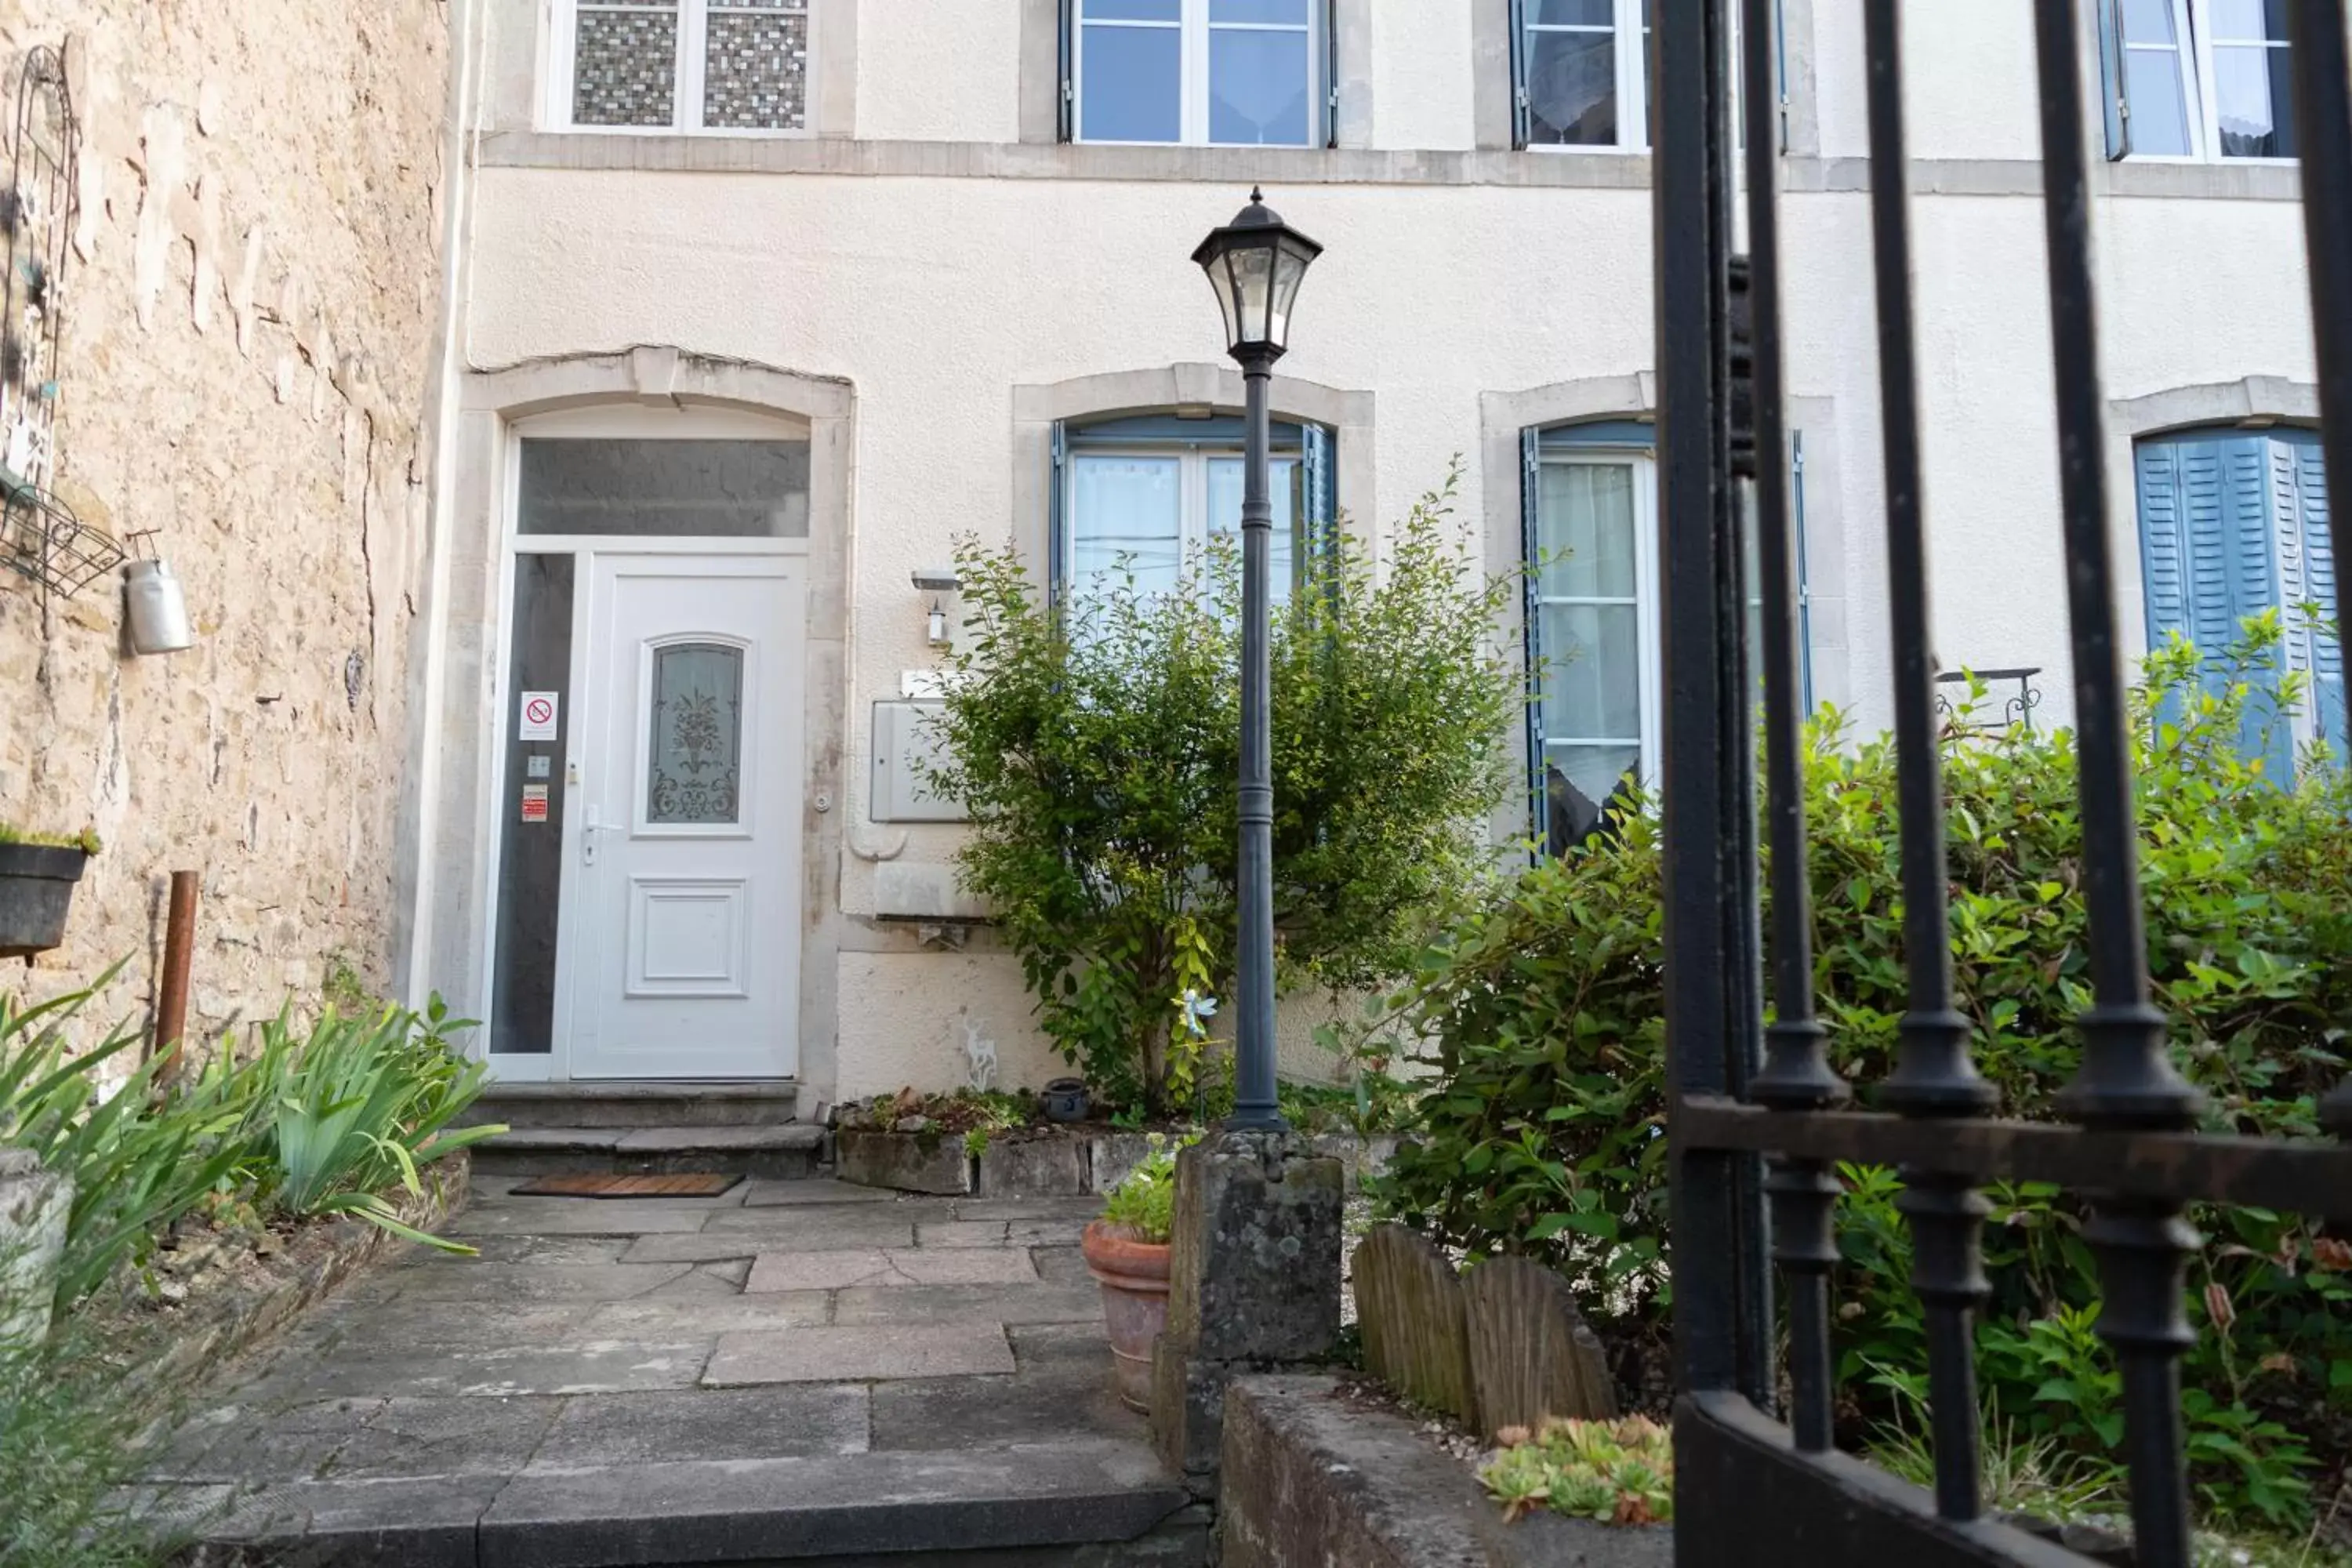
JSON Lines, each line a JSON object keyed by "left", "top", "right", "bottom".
{"left": 1657, "top": 2, "right": 2352, "bottom": 1565}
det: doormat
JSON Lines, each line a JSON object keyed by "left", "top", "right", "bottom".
{"left": 510, "top": 1173, "right": 745, "bottom": 1198}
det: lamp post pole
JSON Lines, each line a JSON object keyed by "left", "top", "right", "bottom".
{"left": 1231, "top": 342, "right": 1282, "bottom": 1131}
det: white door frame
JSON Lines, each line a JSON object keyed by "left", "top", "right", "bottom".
{"left": 481, "top": 405, "right": 811, "bottom": 1083}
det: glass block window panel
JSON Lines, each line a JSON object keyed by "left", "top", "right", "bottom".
{"left": 647, "top": 644, "right": 745, "bottom": 825}
{"left": 1524, "top": 0, "right": 1618, "bottom": 147}
{"left": 1534, "top": 457, "right": 1646, "bottom": 812}
{"left": 2206, "top": 0, "right": 2294, "bottom": 158}
{"left": 2118, "top": 0, "right": 2194, "bottom": 155}
{"left": 1208, "top": 0, "right": 1313, "bottom": 147}
{"left": 1206, "top": 456, "right": 1303, "bottom": 607}
{"left": 1070, "top": 455, "right": 1184, "bottom": 600}
{"left": 704, "top": 0, "right": 809, "bottom": 131}
{"left": 573, "top": 2, "right": 680, "bottom": 128}
{"left": 519, "top": 439, "right": 811, "bottom": 537}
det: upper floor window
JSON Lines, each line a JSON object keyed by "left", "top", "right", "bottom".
{"left": 2101, "top": 0, "right": 2296, "bottom": 160}
{"left": 2135, "top": 426, "right": 2337, "bottom": 775}
{"left": 1053, "top": 413, "right": 1334, "bottom": 604}
{"left": 1512, "top": 0, "right": 1653, "bottom": 151}
{"left": 1066, "top": 0, "right": 1330, "bottom": 147}
{"left": 550, "top": 0, "right": 812, "bottom": 134}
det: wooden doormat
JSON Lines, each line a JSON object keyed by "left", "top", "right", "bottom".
{"left": 510, "top": 1173, "right": 744, "bottom": 1198}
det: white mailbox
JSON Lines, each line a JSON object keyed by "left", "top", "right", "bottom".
{"left": 869, "top": 700, "right": 966, "bottom": 822}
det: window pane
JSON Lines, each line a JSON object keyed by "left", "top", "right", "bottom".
{"left": 1207, "top": 456, "right": 1301, "bottom": 604}
{"left": 1080, "top": 22, "right": 1181, "bottom": 142}
{"left": 491, "top": 554, "right": 574, "bottom": 1055}
{"left": 1525, "top": 28, "right": 1618, "bottom": 146}
{"left": 1083, "top": 0, "right": 1180, "bottom": 18}
{"left": 573, "top": 4, "right": 679, "bottom": 127}
{"left": 703, "top": 0, "right": 809, "bottom": 130}
{"left": 1211, "top": 0, "right": 1308, "bottom": 21}
{"left": 518, "top": 439, "right": 811, "bottom": 536}
{"left": 1536, "top": 463, "right": 1638, "bottom": 598}
{"left": 1071, "top": 455, "right": 1183, "bottom": 597}
{"left": 2205, "top": 0, "right": 2285, "bottom": 42}
{"left": 1527, "top": 0, "right": 1613, "bottom": 23}
{"left": 2122, "top": 48, "right": 2192, "bottom": 154}
{"left": 1210, "top": 27, "right": 1312, "bottom": 146}
{"left": 2118, "top": 0, "right": 2178, "bottom": 42}
{"left": 1541, "top": 602, "right": 1642, "bottom": 740}
{"left": 2212, "top": 45, "right": 2294, "bottom": 157}
{"left": 1544, "top": 742, "right": 1641, "bottom": 832}
{"left": 647, "top": 645, "right": 744, "bottom": 825}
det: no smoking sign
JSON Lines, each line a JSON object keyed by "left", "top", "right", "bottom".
{"left": 519, "top": 691, "right": 559, "bottom": 741}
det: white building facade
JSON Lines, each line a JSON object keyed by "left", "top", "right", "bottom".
{"left": 398, "top": 0, "right": 2333, "bottom": 1109}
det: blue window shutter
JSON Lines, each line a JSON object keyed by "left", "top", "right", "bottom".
{"left": 1058, "top": 0, "right": 1076, "bottom": 143}
{"left": 1521, "top": 426, "right": 1545, "bottom": 845}
{"left": 2292, "top": 433, "right": 2343, "bottom": 757}
{"left": 1792, "top": 429, "right": 1813, "bottom": 709}
{"left": 1048, "top": 419, "right": 1069, "bottom": 606}
{"left": 1303, "top": 423, "right": 1335, "bottom": 564}
{"left": 1323, "top": 0, "right": 1340, "bottom": 147}
{"left": 2136, "top": 437, "right": 2190, "bottom": 652}
{"left": 1508, "top": 0, "right": 1531, "bottom": 150}
{"left": 2095, "top": 0, "right": 2129, "bottom": 160}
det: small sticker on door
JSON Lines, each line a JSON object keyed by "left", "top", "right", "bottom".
{"left": 525, "top": 754, "right": 552, "bottom": 779}
{"left": 521, "top": 783, "right": 550, "bottom": 823}
{"left": 519, "top": 691, "right": 559, "bottom": 742}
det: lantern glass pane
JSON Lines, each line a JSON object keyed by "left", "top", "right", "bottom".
{"left": 1269, "top": 241, "right": 1309, "bottom": 349}
{"left": 1202, "top": 249, "right": 1243, "bottom": 350}
{"left": 1229, "top": 242, "right": 1276, "bottom": 347}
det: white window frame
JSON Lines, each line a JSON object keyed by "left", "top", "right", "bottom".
{"left": 2117, "top": 0, "right": 2296, "bottom": 164}
{"left": 1059, "top": 442, "right": 1305, "bottom": 593}
{"left": 1529, "top": 446, "right": 1663, "bottom": 800}
{"left": 543, "top": 0, "right": 818, "bottom": 137}
{"left": 1072, "top": 0, "right": 1322, "bottom": 148}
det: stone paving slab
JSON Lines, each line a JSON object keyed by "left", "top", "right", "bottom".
{"left": 476, "top": 1443, "right": 1189, "bottom": 1568}
{"left": 702, "top": 1323, "right": 1016, "bottom": 1385}
{"left": 273, "top": 1301, "right": 609, "bottom": 1358}
{"left": 704, "top": 1201, "right": 953, "bottom": 1236}
{"left": 205, "top": 1472, "right": 510, "bottom": 1567}
{"left": 394, "top": 1261, "right": 703, "bottom": 1304}
{"left": 949, "top": 1197, "right": 1107, "bottom": 1223}
{"left": 582, "top": 1292, "right": 831, "bottom": 1338}
{"left": 741, "top": 1177, "right": 900, "bottom": 1206}
{"left": 918, "top": 1218, "right": 1091, "bottom": 1249}
{"left": 742, "top": 1247, "right": 1040, "bottom": 1293}
{"left": 528, "top": 1384, "right": 871, "bottom": 1467}
{"left": 869, "top": 1323, "right": 1140, "bottom": 1454}
{"left": 234, "top": 1341, "right": 716, "bottom": 1402}
{"left": 444, "top": 1204, "right": 717, "bottom": 1237}
{"left": 829, "top": 1281, "right": 1105, "bottom": 1328}
{"left": 1032, "top": 1245, "right": 1094, "bottom": 1287}
{"left": 614, "top": 1217, "right": 918, "bottom": 1262}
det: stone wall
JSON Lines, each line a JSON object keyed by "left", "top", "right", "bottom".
{"left": 0, "top": 2, "right": 448, "bottom": 1036}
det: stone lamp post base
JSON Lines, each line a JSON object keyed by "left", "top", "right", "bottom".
{"left": 1149, "top": 1128, "right": 1345, "bottom": 1490}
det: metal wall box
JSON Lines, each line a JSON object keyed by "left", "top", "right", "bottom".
{"left": 869, "top": 700, "right": 965, "bottom": 822}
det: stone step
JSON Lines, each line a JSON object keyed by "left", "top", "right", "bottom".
{"left": 460, "top": 1080, "right": 804, "bottom": 1130}
{"left": 470, "top": 1123, "right": 829, "bottom": 1181}
{"left": 194, "top": 1442, "right": 1207, "bottom": 1566}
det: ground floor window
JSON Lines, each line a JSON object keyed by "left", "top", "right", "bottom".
{"left": 1052, "top": 412, "right": 1334, "bottom": 606}
{"left": 1523, "top": 420, "right": 1659, "bottom": 855}
{"left": 2136, "top": 426, "right": 2339, "bottom": 775}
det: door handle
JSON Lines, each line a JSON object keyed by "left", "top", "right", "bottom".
{"left": 582, "top": 808, "right": 615, "bottom": 867}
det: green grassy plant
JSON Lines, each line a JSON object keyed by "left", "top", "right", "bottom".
{"left": 1480, "top": 1416, "right": 1675, "bottom": 1526}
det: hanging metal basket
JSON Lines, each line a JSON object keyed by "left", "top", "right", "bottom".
{"left": 2, "top": 476, "right": 122, "bottom": 599}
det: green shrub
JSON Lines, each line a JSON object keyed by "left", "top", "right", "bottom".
{"left": 923, "top": 466, "right": 1523, "bottom": 1116}
{"left": 1374, "top": 619, "right": 2352, "bottom": 1527}
{"left": 1099, "top": 1134, "right": 1196, "bottom": 1244}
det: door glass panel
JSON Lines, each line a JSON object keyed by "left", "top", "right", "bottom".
{"left": 647, "top": 644, "right": 745, "bottom": 824}
{"left": 519, "top": 439, "right": 811, "bottom": 536}
{"left": 1537, "top": 463, "right": 1638, "bottom": 597}
{"left": 1207, "top": 456, "right": 1302, "bottom": 605}
{"left": 1070, "top": 454, "right": 1183, "bottom": 598}
{"left": 491, "top": 554, "right": 575, "bottom": 1054}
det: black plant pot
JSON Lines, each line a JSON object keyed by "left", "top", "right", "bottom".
{"left": 0, "top": 844, "right": 89, "bottom": 960}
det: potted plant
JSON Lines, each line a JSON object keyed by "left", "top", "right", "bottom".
{"left": 0, "top": 826, "right": 99, "bottom": 960}
{"left": 1081, "top": 1134, "right": 1190, "bottom": 1414}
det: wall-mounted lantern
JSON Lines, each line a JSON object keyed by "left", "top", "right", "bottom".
{"left": 912, "top": 565, "right": 960, "bottom": 648}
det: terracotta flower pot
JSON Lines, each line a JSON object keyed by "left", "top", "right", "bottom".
{"left": 1081, "top": 1218, "right": 1171, "bottom": 1414}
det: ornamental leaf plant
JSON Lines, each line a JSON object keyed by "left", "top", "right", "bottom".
{"left": 922, "top": 465, "right": 1523, "bottom": 1116}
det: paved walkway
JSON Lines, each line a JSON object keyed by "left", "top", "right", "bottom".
{"left": 154, "top": 1178, "right": 1206, "bottom": 1566}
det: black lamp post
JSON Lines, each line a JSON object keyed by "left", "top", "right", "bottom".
{"left": 1192, "top": 188, "right": 1321, "bottom": 1133}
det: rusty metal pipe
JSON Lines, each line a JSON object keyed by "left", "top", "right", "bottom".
{"left": 153, "top": 870, "right": 198, "bottom": 1083}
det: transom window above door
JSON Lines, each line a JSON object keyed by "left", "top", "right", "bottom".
{"left": 550, "top": 0, "right": 812, "bottom": 134}
{"left": 1068, "top": 0, "right": 1331, "bottom": 147}
{"left": 2100, "top": 0, "right": 2296, "bottom": 160}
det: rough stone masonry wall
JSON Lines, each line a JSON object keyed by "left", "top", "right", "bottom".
{"left": 0, "top": 2, "right": 447, "bottom": 1036}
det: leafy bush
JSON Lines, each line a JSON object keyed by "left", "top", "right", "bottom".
{"left": 1099, "top": 1134, "right": 1196, "bottom": 1244}
{"left": 923, "top": 467, "right": 1522, "bottom": 1114}
{"left": 1480, "top": 1415, "right": 1675, "bottom": 1526}
{"left": 1375, "top": 620, "right": 2352, "bottom": 1527}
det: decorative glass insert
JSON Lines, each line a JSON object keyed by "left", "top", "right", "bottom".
{"left": 2208, "top": 0, "right": 2294, "bottom": 158}
{"left": 647, "top": 644, "right": 745, "bottom": 825}
{"left": 704, "top": 0, "right": 810, "bottom": 131}
{"left": 573, "top": 2, "right": 680, "bottom": 128}
{"left": 519, "top": 439, "right": 811, "bottom": 537}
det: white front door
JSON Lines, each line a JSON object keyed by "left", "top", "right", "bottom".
{"left": 564, "top": 554, "right": 802, "bottom": 1078}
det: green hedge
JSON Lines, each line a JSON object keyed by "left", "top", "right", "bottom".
{"left": 1374, "top": 622, "right": 2352, "bottom": 1526}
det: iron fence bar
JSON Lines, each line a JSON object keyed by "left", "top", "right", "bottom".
{"left": 2030, "top": 8, "right": 2201, "bottom": 1560}
{"left": 1657, "top": 0, "right": 1772, "bottom": 1412}
{"left": 2285, "top": 0, "right": 2352, "bottom": 1141}
{"left": 1860, "top": 0, "right": 1994, "bottom": 1525}
{"left": 1675, "top": 1098, "right": 2352, "bottom": 1221}
{"left": 1740, "top": 0, "right": 1844, "bottom": 1461}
